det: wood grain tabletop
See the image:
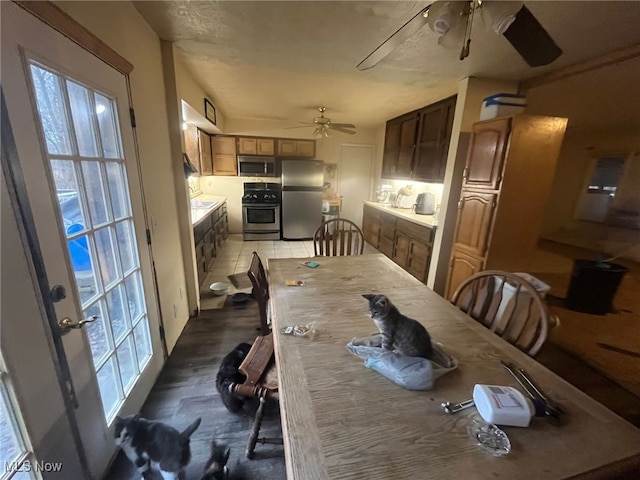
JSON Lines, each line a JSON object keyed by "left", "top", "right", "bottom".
{"left": 268, "top": 254, "right": 640, "bottom": 479}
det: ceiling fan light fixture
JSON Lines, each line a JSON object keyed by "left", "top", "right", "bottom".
{"left": 427, "top": 1, "right": 467, "bottom": 37}
{"left": 482, "top": 1, "right": 523, "bottom": 34}
{"left": 313, "top": 126, "right": 331, "bottom": 139}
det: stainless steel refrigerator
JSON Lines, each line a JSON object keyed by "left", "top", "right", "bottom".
{"left": 281, "top": 159, "right": 324, "bottom": 239}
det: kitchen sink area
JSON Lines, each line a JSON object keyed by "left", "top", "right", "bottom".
{"left": 190, "top": 195, "right": 226, "bottom": 226}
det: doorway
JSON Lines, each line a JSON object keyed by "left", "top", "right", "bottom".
{"left": 1, "top": 2, "right": 163, "bottom": 477}
{"left": 338, "top": 144, "right": 375, "bottom": 226}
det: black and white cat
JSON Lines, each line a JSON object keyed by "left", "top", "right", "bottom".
{"left": 200, "top": 440, "right": 231, "bottom": 480}
{"left": 362, "top": 294, "right": 434, "bottom": 359}
{"left": 114, "top": 414, "right": 201, "bottom": 480}
{"left": 216, "top": 343, "right": 251, "bottom": 412}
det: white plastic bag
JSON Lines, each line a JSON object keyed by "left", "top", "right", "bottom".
{"left": 346, "top": 334, "right": 458, "bottom": 390}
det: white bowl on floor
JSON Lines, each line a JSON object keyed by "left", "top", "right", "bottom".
{"left": 210, "top": 281, "right": 231, "bottom": 296}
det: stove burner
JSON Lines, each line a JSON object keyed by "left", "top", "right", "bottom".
{"left": 242, "top": 182, "right": 281, "bottom": 205}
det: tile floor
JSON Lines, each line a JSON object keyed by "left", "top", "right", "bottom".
{"left": 199, "top": 234, "right": 377, "bottom": 309}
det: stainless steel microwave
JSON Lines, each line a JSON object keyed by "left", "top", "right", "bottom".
{"left": 237, "top": 156, "right": 277, "bottom": 177}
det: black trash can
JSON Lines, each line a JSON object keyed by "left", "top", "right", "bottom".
{"left": 565, "top": 260, "right": 628, "bottom": 315}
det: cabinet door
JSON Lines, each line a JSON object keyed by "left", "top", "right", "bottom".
{"left": 378, "top": 213, "right": 397, "bottom": 258}
{"left": 396, "top": 114, "right": 418, "bottom": 177}
{"left": 464, "top": 117, "right": 510, "bottom": 190}
{"left": 382, "top": 113, "right": 417, "bottom": 178}
{"left": 413, "top": 97, "right": 455, "bottom": 182}
{"left": 195, "top": 240, "right": 207, "bottom": 285}
{"left": 362, "top": 206, "right": 381, "bottom": 248}
{"left": 184, "top": 124, "right": 200, "bottom": 176}
{"left": 277, "top": 139, "right": 297, "bottom": 156}
{"left": 237, "top": 137, "right": 257, "bottom": 155}
{"left": 392, "top": 232, "right": 410, "bottom": 267}
{"left": 198, "top": 130, "right": 213, "bottom": 176}
{"left": 212, "top": 137, "right": 237, "bottom": 175}
{"left": 382, "top": 120, "right": 401, "bottom": 178}
{"left": 445, "top": 248, "right": 484, "bottom": 300}
{"left": 407, "top": 239, "right": 431, "bottom": 283}
{"left": 453, "top": 190, "right": 497, "bottom": 256}
{"left": 257, "top": 138, "right": 275, "bottom": 155}
{"left": 204, "top": 229, "right": 215, "bottom": 268}
{"left": 296, "top": 140, "right": 315, "bottom": 158}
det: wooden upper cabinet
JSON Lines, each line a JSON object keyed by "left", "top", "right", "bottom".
{"left": 382, "top": 113, "right": 418, "bottom": 178}
{"left": 197, "top": 129, "right": 213, "bottom": 176}
{"left": 276, "top": 139, "right": 315, "bottom": 157}
{"left": 463, "top": 117, "right": 511, "bottom": 190}
{"left": 413, "top": 96, "right": 456, "bottom": 182}
{"left": 237, "top": 137, "right": 275, "bottom": 156}
{"left": 183, "top": 125, "right": 212, "bottom": 176}
{"left": 211, "top": 136, "right": 237, "bottom": 176}
{"left": 382, "top": 95, "right": 456, "bottom": 182}
{"left": 184, "top": 124, "right": 200, "bottom": 175}
{"left": 453, "top": 190, "right": 497, "bottom": 256}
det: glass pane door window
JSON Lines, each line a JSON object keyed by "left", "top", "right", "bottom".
{"left": 29, "top": 63, "right": 153, "bottom": 422}
{"left": 0, "top": 354, "right": 39, "bottom": 480}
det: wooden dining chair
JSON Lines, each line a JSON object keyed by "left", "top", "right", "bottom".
{"left": 247, "top": 251, "right": 270, "bottom": 336}
{"left": 450, "top": 270, "right": 550, "bottom": 357}
{"left": 231, "top": 332, "right": 281, "bottom": 459}
{"left": 313, "top": 218, "right": 364, "bottom": 256}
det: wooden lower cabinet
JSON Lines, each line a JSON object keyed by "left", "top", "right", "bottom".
{"left": 445, "top": 248, "right": 484, "bottom": 300}
{"left": 392, "top": 218, "right": 434, "bottom": 283}
{"left": 193, "top": 202, "right": 229, "bottom": 285}
{"left": 195, "top": 240, "right": 207, "bottom": 285}
{"left": 362, "top": 204, "right": 381, "bottom": 247}
{"left": 362, "top": 205, "right": 434, "bottom": 284}
{"left": 406, "top": 239, "right": 432, "bottom": 282}
{"left": 378, "top": 212, "right": 397, "bottom": 258}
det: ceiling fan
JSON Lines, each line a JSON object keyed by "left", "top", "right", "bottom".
{"left": 286, "top": 107, "right": 356, "bottom": 138}
{"left": 356, "top": 0, "right": 562, "bottom": 71}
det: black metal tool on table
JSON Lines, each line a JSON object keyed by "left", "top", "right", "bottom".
{"left": 501, "top": 360, "right": 565, "bottom": 425}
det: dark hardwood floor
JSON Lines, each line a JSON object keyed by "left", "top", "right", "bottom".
{"left": 104, "top": 300, "right": 285, "bottom": 480}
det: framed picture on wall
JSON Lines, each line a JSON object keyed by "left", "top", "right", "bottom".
{"left": 204, "top": 99, "right": 216, "bottom": 125}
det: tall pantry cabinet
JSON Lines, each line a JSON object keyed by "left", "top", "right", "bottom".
{"left": 445, "top": 114, "right": 568, "bottom": 299}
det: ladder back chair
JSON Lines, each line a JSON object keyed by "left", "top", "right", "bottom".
{"left": 313, "top": 218, "right": 364, "bottom": 256}
{"left": 247, "top": 251, "right": 270, "bottom": 336}
{"left": 450, "top": 270, "right": 550, "bottom": 357}
{"left": 230, "top": 332, "right": 281, "bottom": 459}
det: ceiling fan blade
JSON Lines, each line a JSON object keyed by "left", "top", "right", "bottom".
{"left": 283, "top": 125, "right": 313, "bottom": 130}
{"left": 329, "top": 126, "right": 356, "bottom": 135}
{"left": 502, "top": 5, "right": 562, "bottom": 67}
{"left": 356, "top": 4, "right": 432, "bottom": 71}
{"left": 328, "top": 122, "right": 356, "bottom": 129}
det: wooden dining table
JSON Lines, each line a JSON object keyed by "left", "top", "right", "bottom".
{"left": 268, "top": 254, "right": 640, "bottom": 479}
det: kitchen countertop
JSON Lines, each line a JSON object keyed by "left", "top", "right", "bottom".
{"left": 364, "top": 201, "right": 437, "bottom": 228}
{"left": 190, "top": 194, "right": 227, "bottom": 227}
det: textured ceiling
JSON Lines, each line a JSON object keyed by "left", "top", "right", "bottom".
{"left": 134, "top": 1, "right": 640, "bottom": 131}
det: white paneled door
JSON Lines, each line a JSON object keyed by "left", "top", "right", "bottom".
{"left": 1, "top": 3, "right": 163, "bottom": 478}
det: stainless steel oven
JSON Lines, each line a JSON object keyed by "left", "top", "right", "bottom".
{"left": 242, "top": 182, "right": 281, "bottom": 240}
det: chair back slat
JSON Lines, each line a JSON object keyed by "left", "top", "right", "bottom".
{"left": 450, "top": 270, "right": 550, "bottom": 357}
{"left": 247, "top": 251, "right": 271, "bottom": 335}
{"left": 313, "top": 218, "right": 364, "bottom": 256}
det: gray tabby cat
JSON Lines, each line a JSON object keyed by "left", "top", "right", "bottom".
{"left": 114, "top": 414, "right": 201, "bottom": 480}
{"left": 362, "top": 294, "right": 434, "bottom": 359}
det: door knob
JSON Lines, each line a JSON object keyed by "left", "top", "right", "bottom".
{"left": 58, "top": 315, "right": 98, "bottom": 335}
